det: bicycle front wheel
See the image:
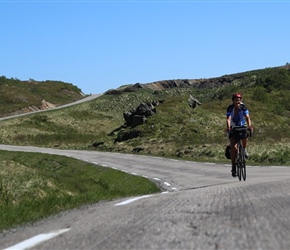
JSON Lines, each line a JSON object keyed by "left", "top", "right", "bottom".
{"left": 238, "top": 165, "right": 242, "bottom": 181}
{"left": 241, "top": 158, "right": 246, "bottom": 181}
{"left": 237, "top": 141, "right": 246, "bottom": 181}
{"left": 240, "top": 144, "right": 246, "bottom": 181}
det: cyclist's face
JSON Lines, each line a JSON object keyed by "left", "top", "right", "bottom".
{"left": 233, "top": 98, "right": 242, "bottom": 106}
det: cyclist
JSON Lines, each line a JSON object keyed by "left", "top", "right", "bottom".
{"left": 226, "top": 93, "right": 253, "bottom": 177}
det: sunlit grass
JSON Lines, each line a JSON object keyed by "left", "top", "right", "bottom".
{"left": 0, "top": 150, "right": 160, "bottom": 232}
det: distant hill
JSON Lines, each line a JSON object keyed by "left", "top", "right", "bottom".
{"left": 0, "top": 76, "right": 86, "bottom": 117}
{"left": 105, "top": 64, "right": 290, "bottom": 94}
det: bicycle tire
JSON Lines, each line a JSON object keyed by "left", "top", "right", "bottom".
{"left": 236, "top": 142, "right": 241, "bottom": 181}
{"left": 239, "top": 142, "right": 246, "bottom": 181}
{"left": 241, "top": 151, "right": 246, "bottom": 181}
{"left": 241, "top": 164, "right": 246, "bottom": 180}
{"left": 238, "top": 164, "right": 242, "bottom": 181}
{"left": 237, "top": 167, "right": 241, "bottom": 181}
{"left": 237, "top": 141, "right": 244, "bottom": 181}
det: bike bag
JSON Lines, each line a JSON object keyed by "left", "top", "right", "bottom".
{"left": 231, "top": 126, "right": 248, "bottom": 139}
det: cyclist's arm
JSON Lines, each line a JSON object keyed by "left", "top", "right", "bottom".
{"left": 226, "top": 105, "right": 233, "bottom": 130}
{"left": 245, "top": 113, "right": 252, "bottom": 127}
{"left": 226, "top": 115, "right": 231, "bottom": 130}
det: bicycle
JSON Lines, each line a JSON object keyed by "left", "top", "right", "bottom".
{"left": 230, "top": 126, "right": 252, "bottom": 181}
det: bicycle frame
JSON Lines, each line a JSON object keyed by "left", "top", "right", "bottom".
{"left": 236, "top": 137, "right": 246, "bottom": 181}
{"left": 231, "top": 126, "right": 248, "bottom": 181}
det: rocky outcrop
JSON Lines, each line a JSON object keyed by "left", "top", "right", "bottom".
{"left": 104, "top": 83, "right": 144, "bottom": 95}
{"left": 142, "top": 76, "right": 240, "bottom": 91}
{"left": 104, "top": 76, "right": 241, "bottom": 95}
{"left": 39, "top": 100, "right": 56, "bottom": 110}
{"left": 6, "top": 100, "right": 56, "bottom": 116}
{"left": 123, "top": 101, "right": 158, "bottom": 128}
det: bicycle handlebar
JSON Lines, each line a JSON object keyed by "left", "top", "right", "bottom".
{"left": 229, "top": 126, "right": 253, "bottom": 138}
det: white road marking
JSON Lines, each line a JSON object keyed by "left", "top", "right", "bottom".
{"left": 114, "top": 195, "right": 153, "bottom": 206}
{"left": 204, "top": 162, "right": 216, "bottom": 165}
{"left": 153, "top": 178, "right": 160, "bottom": 181}
{"left": 93, "top": 162, "right": 98, "bottom": 165}
{"left": 3, "top": 228, "right": 70, "bottom": 250}
{"left": 164, "top": 182, "right": 171, "bottom": 186}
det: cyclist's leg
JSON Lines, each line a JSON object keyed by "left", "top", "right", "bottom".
{"left": 242, "top": 137, "right": 249, "bottom": 158}
{"left": 230, "top": 136, "right": 238, "bottom": 176}
{"left": 242, "top": 137, "right": 248, "bottom": 149}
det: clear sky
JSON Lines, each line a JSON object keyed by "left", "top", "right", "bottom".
{"left": 1, "top": 1, "right": 289, "bottom": 94}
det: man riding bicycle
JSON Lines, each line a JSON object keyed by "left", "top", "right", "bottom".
{"left": 226, "top": 93, "right": 253, "bottom": 177}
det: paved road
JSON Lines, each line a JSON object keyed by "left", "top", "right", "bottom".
{"left": 0, "top": 94, "right": 101, "bottom": 121}
{"left": 0, "top": 145, "right": 290, "bottom": 250}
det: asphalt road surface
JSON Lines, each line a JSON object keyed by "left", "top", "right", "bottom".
{"left": 0, "top": 145, "right": 290, "bottom": 250}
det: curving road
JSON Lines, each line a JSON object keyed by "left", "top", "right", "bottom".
{"left": 0, "top": 94, "right": 102, "bottom": 121}
{"left": 0, "top": 145, "right": 290, "bottom": 250}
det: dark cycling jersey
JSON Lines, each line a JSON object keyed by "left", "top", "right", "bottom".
{"left": 226, "top": 103, "right": 249, "bottom": 127}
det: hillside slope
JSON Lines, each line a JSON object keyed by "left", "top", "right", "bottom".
{"left": 0, "top": 76, "right": 86, "bottom": 117}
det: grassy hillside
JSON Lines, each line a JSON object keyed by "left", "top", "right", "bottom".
{"left": 1, "top": 65, "right": 290, "bottom": 165}
{"left": 0, "top": 76, "right": 86, "bottom": 117}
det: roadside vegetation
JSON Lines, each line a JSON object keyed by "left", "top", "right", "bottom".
{"left": 0, "top": 150, "right": 160, "bottom": 232}
{"left": 1, "top": 64, "right": 290, "bottom": 232}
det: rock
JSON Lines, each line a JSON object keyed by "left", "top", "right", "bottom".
{"left": 115, "top": 130, "right": 140, "bottom": 142}
{"left": 123, "top": 83, "right": 143, "bottom": 92}
{"left": 123, "top": 101, "right": 158, "bottom": 127}
{"left": 92, "top": 141, "right": 104, "bottom": 148}
{"left": 131, "top": 115, "right": 146, "bottom": 128}
{"left": 132, "top": 147, "right": 144, "bottom": 153}
{"left": 188, "top": 95, "right": 201, "bottom": 109}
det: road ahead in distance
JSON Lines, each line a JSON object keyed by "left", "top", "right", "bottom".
{"left": 0, "top": 94, "right": 101, "bottom": 121}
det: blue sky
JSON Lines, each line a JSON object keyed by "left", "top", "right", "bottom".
{"left": 1, "top": 1, "right": 289, "bottom": 94}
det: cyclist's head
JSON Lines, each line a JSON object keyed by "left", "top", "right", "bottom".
{"left": 232, "top": 93, "right": 242, "bottom": 101}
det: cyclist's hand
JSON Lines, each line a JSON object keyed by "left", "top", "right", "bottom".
{"left": 248, "top": 126, "right": 254, "bottom": 137}
{"left": 226, "top": 127, "right": 231, "bottom": 133}
{"left": 248, "top": 126, "right": 254, "bottom": 132}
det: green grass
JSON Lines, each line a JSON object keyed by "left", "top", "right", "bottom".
{"left": 0, "top": 150, "right": 160, "bottom": 232}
